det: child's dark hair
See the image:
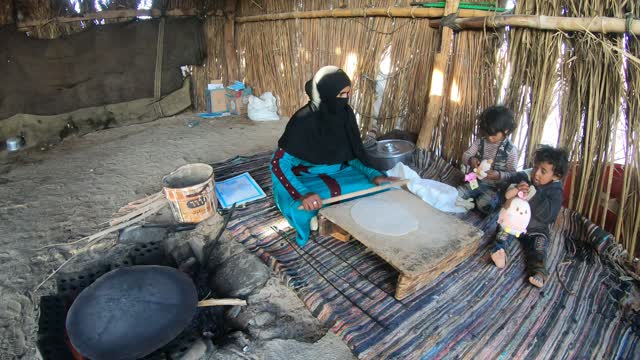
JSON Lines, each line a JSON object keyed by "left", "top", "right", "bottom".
{"left": 534, "top": 145, "right": 569, "bottom": 178}
{"left": 478, "top": 105, "right": 516, "bottom": 137}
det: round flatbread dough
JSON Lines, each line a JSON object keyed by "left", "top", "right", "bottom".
{"left": 350, "top": 197, "right": 418, "bottom": 236}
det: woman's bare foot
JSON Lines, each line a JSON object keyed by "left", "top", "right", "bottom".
{"left": 528, "top": 273, "right": 544, "bottom": 288}
{"left": 491, "top": 249, "right": 506, "bottom": 268}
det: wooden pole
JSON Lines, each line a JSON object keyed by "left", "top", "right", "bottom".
{"left": 16, "top": 8, "right": 223, "bottom": 29}
{"left": 297, "top": 180, "right": 410, "bottom": 210}
{"left": 429, "top": 14, "right": 640, "bottom": 35}
{"left": 416, "top": 0, "right": 460, "bottom": 150}
{"left": 7, "top": 0, "right": 17, "bottom": 25}
{"left": 236, "top": 7, "right": 495, "bottom": 23}
{"left": 223, "top": 0, "right": 239, "bottom": 82}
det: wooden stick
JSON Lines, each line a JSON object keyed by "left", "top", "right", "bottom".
{"left": 116, "top": 192, "right": 164, "bottom": 214}
{"left": 16, "top": 8, "right": 224, "bottom": 29}
{"left": 429, "top": 14, "right": 640, "bottom": 35}
{"left": 197, "top": 298, "right": 247, "bottom": 307}
{"left": 36, "top": 205, "right": 164, "bottom": 251}
{"left": 109, "top": 198, "right": 167, "bottom": 226}
{"left": 297, "top": 179, "right": 410, "bottom": 210}
{"left": 236, "top": 7, "right": 495, "bottom": 23}
{"left": 223, "top": 0, "right": 239, "bottom": 82}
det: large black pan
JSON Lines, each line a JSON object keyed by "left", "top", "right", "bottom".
{"left": 65, "top": 265, "right": 198, "bottom": 360}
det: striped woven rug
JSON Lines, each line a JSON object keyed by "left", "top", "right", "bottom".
{"left": 212, "top": 152, "right": 640, "bottom": 360}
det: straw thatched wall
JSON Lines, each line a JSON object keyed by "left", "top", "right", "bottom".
{"left": 10, "top": 0, "right": 498, "bottom": 160}
{"left": 233, "top": 0, "right": 499, "bottom": 166}
{"left": 9, "top": 0, "right": 640, "bottom": 259}
{"left": 436, "top": 30, "right": 499, "bottom": 162}
{"left": 237, "top": 5, "right": 442, "bottom": 135}
{"left": 500, "top": 0, "right": 640, "bottom": 258}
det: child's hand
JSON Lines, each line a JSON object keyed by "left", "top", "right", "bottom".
{"left": 468, "top": 157, "right": 481, "bottom": 168}
{"left": 485, "top": 170, "right": 500, "bottom": 180}
{"left": 505, "top": 181, "right": 529, "bottom": 200}
{"left": 516, "top": 181, "right": 530, "bottom": 196}
{"left": 505, "top": 187, "right": 519, "bottom": 200}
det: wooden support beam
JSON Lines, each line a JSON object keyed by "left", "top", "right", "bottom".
{"left": 236, "top": 7, "right": 496, "bottom": 23}
{"left": 318, "top": 215, "right": 352, "bottom": 242}
{"left": 16, "top": 8, "right": 223, "bottom": 30}
{"left": 429, "top": 14, "right": 640, "bottom": 35}
{"left": 223, "top": 0, "right": 239, "bottom": 82}
{"left": 416, "top": 0, "right": 460, "bottom": 150}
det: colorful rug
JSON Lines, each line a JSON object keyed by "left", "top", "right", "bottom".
{"left": 212, "top": 152, "right": 640, "bottom": 360}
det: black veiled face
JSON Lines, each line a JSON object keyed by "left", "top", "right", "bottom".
{"left": 337, "top": 86, "right": 351, "bottom": 98}
{"left": 317, "top": 70, "right": 352, "bottom": 113}
{"left": 329, "top": 86, "right": 351, "bottom": 114}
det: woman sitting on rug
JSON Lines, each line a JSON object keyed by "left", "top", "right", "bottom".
{"left": 271, "top": 66, "right": 397, "bottom": 246}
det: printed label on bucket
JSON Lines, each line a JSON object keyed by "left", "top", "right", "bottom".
{"left": 162, "top": 163, "right": 217, "bottom": 224}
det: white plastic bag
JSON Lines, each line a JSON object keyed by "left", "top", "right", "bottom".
{"left": 247, "top": 92, "right": 280, "bottom": 121}
{"left": 387, "top": 162, "right": 466, "bottom": 213}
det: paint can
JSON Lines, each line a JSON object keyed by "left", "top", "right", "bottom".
{"left": 6, "top": 137, "right": 24, "bottom": 152}
{"left": 162, "top": 164, "right": 217, "bottom": 224}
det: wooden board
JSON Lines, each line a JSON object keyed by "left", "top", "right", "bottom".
{"left": 319, "top": 189, "right": 483, "bottom": 299}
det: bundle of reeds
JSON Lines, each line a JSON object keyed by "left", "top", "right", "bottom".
{"left": 95, "top": 0, "right": 140, "bottom": 24}
{"left": 18, "top": 0, "right": 105, "bottom": 38}
{"left": 191, "top": 13, "right": 227, "bottom": 110}
{"left": 18, "top": 0, "right": 64, "bottom": 38}
{"left": 618, "top": 32, "right": 640, "bottom": 258}
{"left": 371, "top": 18, "right": 439, "bottom": 136}
{"left": 0, "top": 0, "right": 14, "bottom": 25}
{"left": 501, "top": 0, "right": 564, "bottom": 166}
{"left": 555, "top": 0, "right": 638, "bottom": 258}
{"left": 235, "top": 0, "right": 444, "bottom": 135}
{"left": 436, "top": 29, "right": 499, "bottom": 163}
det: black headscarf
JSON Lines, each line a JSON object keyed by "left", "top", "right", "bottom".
{"left": 278, "top": 67, "right": 369, "bottom": 165}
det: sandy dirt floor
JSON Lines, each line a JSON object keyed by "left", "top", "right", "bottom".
{"left": 0, "top": 113, "right": 354, "bottom": 359}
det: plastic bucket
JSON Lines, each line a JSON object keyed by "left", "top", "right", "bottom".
{"left": 162, "top": 164, "right": 216, "bottom": 224}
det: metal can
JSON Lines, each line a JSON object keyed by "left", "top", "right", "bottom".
{"left": 6, "top": 137, "right": 23, "bottom": 152}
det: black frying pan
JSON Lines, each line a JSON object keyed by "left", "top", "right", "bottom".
{"left": 65, "top": 266, "right": 198, "bottom": 360}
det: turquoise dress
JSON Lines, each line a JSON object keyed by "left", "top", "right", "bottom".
{"left": 270, "top": 148, "right": 384, "bottom": 246}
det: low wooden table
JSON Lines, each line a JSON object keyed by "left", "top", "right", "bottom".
{"left": 319, "top": 189, "right": 483, "bottom": 300}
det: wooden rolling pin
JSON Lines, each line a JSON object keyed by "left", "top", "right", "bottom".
{"left": 297, "top": 179, "right": 410, "bottom": 210}
{"left": 197, "top": 298, "right": 247, "bottom": 307}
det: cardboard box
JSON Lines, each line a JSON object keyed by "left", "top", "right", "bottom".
{"left": 206, "top": 80, "right": 228, "bottom": 114}
{"left": 225, "top": 94, "right": 248, "bottom": 115}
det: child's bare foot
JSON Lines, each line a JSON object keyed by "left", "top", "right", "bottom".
{"left": 491, "top": 249, "right": 506, "bottom": 268}
{"left": 528, "top": 273, "right": 544, "bottom": 288}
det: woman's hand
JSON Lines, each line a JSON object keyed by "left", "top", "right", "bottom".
{"left": 301, "top": 193, "right": 322, "bottom": 211}
{"left": 372, "top": 176, "right": 402, "bottom": 186}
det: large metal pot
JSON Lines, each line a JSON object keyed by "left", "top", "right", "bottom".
{"left": 365, "top": 139, "right": 415, "bottom": 171}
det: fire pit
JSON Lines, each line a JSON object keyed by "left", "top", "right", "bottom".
{"left": 37, "top": 238, "right": 226, "bottom": 359}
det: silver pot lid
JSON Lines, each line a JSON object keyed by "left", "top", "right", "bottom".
{"left": 366, "top": 139, "right": 415, "bottom": 159}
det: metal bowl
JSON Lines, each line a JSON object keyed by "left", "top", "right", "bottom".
{"left": 365, "top": 139, "right": 415, "bottom": 171}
